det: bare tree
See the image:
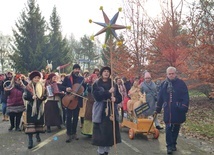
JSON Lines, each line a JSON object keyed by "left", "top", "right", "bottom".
{"left": 0, "top": 33, "right": 13, "bottom": 73}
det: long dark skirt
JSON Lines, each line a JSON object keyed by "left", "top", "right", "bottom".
{"left": 44, "top": 100, "right": 62, "bottom": 126}
{"left": 92, "top": 118, "right": 121, "bottom": 146}
{"left": 25, "top": 104, "right": 45, "bottom": 134}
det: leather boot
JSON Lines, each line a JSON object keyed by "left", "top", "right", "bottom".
{"left": 47, "top": 126, "right": 51, "bottom": 133}
{"left": 8, "top": 126, "right": 14, "bottom": 131}
{"left": 28, "top": 134, "right": 33, "bottom": 149}
{"left": 36, "top": 133, "right": 41, "bottom": 142}
{"left": 65, "top": 134, "right": 71, "bottom": 143}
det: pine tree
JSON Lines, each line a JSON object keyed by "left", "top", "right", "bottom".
{"left": 46, "top": 6, "right": 70, "bottom": 72}
{"left": 79, "top": 35, "right": 99, "bottom": 72}
{"left": 11, "top": 0, "right": 47, "bottom": 74}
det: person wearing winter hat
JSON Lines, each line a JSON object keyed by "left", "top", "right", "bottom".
{"left": 62, "top": 63, "right": 85, "bottom": 142}
{"left": 23, "top": 70, "right": 46, "bottom": 149}
{"left": 91, "top": 66, "right": 122, "bottom": 155}
{"left": 140, "top": 71, "right": 163, "bottom": 130}
{"left": 44, "top": 73, "right": 66, "bottom": 133}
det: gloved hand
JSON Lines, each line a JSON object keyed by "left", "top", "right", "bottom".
{"left": 153, "top": 111, "right": 158, "bottom": 115}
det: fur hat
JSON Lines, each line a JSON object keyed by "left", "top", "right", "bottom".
{"left": 93, "top": 68, "right": 99, "bottom": 74}
{"left": 47, "top": 73, "right": 56, "bottom": 80}
{"left": 100, "top": 66, "right": 111, "bottom": 76}
{"left": 73, "top": 64, "right": 81, "bottom": 70}
{"left": 29, "top": 71, "right": 41, "bottom": 80}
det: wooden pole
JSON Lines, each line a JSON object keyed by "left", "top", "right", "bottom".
{"left": 109, "top": 35, "right": 117, "bottom": 155}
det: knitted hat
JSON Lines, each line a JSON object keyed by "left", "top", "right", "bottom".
{"left": 47, "top": 73, "right": 56, "bottom": 80}
{"left": 73, "top": 64, "right": 81, "bottom": 70}
{"left": 29, "top": 71, "right": 41, "bottom": 80}
{"left": 144, "top": 72, "right": 151, "bottom": 79}
{"left": 100, "top": 66, "right": 111, "bottom": 76}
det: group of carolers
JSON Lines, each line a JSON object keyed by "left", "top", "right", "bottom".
{"left": 0, "top": 64, "right": 111, "bottom": 151}
{"left": 1, "top": 64, "right": 189, "bottom": 155}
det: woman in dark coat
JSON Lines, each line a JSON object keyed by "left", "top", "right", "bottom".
{"left": 23, "top": 71, "right": 46, "bottom": 149}
{"left": 92, "top": 66, "right": 122, "bottom": 155}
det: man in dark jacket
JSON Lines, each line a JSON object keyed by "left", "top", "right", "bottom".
{"left": 155, "top": 66, "right": 189, "bottom": 154}
{"left": 62, "top": 64, "right": 84, "bottom": 142}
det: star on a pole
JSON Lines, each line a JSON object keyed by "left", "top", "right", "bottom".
{"left": 89, "top": 6, "right": 131, "bottom": 48}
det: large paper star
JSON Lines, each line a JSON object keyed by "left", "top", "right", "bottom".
{"left": 89, "top": 6, "right": 130, "bottom": 46}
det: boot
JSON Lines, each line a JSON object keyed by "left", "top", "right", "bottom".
{"left": 65, "top": 134, "right": 71, "bottom": 143}
{"left": 15, "top": 127, "right": 21, "bottom": 131}
{"left": 28, "top": 134, "right": 33, "bottom": 149}
{"left": 72, "top": 134, "right": 79, "bottom": 140}
{"left": 2, "top": 115, "right": 6, "bottom": 121}
{"left": 8, "top": 126, "right": 14, "bottom": 131}
{"left": 5, "top": 115, "right": 9, "bottom": 121}
{"left": 46, "top": 126, "right": 51, "bottom": 133}
{"left": 36, "top": 133, "right": 41, "bottom": 142}
{"left": 57, "top": 125, "right": 62, "bottom": 129}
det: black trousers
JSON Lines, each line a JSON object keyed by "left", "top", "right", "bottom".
{"left": 9, "top": 112, "right": 23, "bottom": 128}
{"left": 66, "top": 106, "right": 80, "bottom": 135}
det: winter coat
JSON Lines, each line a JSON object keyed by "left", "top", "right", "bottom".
{"left": 156, "top": 78, "right": 189, "bottom": 124}
{"left": 140, "top": 81, "right": 157, "bottom": 116}
{"left": 6, "top": 84, "right": 24, "bottom": 107}
{"left": 62, "top": 73, "right": 84, "bottom": 108}
{"left": 92, "top": 78, "right": 122, "bottom": 146}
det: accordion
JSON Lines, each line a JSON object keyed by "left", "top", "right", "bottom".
{"left": 46, "top": 83, "right": 60, "bottom": 97}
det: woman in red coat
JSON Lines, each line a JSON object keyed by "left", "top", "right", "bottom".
{"left": 5, "top": 74, "right": 25, "bottom": 131}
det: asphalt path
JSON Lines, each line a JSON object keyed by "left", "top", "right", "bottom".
{"left": 0, "top": 118, "right": 211, "bottom": 155}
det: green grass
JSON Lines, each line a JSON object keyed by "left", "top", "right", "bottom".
{"left": 189, "top": 90, "right": 206, "bottom": 98}
{"left": 185, "top": 120, "right": 214, "bottom": 138}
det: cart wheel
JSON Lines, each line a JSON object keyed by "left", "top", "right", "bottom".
{"left": 128, "top": 129, "right": 135, "bottom": 139}
{"left": 153, "top": 128, "right": 159, "bottom": 139}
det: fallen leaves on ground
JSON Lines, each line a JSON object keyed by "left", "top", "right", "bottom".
{"left": 181, "top": 97, "right": 214, "bottom": 144}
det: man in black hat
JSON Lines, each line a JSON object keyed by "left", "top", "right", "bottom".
{"left": 62, "top": 64, "right": 85, "bottom": 142}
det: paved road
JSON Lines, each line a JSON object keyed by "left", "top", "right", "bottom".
{"left": 0, "top": 117, "right": 212, "bottom": 155}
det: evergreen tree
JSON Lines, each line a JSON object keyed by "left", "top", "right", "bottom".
{"left": 11, "top": 0, "right": 47, "bottom": 74}
{"left": 47, "top": 6, "right": 70, "bottom": 72}
{"left": 79, "top": 35, "right": 99, "bottom": 72}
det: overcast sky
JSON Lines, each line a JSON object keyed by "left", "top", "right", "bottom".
{"left": 0, "top": 0, "right": 163, "bottom": 40}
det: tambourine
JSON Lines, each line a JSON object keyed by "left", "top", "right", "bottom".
{"left": 35, "top": 82, "right": 44, "bottom": 99}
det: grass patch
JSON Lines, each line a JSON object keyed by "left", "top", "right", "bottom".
{"left": 185, "top": 120, "right": 214, "bottom": 138}
{"left": 189, "top": 90, "right": 206, "bottom": 98}
{"left": 181, "top": 97, "right": 214, "bottom": 142}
